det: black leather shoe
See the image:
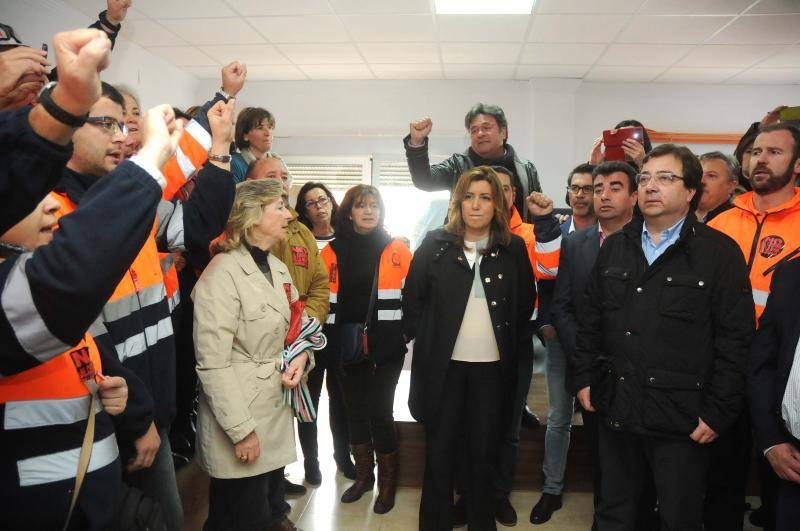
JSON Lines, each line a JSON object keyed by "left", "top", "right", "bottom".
{"left": 304, "top": 458, "right": 322, "bottom": 486}
{"left": 495, "top": 497, "right": 518, "bottom": 526}
{"left": 452, "top": 496, "right": 467, "bottom": 527}
{"left": 522, "top": 405, "right": 542, "bottom": 428}
{"left": 336, "top": 457, "right": 357, "bottom": 480}
{"left": 530, "top": 493, "right": 562, "bottom": 525}
{"left": 283, "top": 478, "right": 307, "bottom": 496}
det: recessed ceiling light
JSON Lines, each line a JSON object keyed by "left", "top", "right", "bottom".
{"left": 435, "top": 0, "right": 536, "bottom": 15}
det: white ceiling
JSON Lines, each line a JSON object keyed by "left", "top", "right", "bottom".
{"left": 63, "top": 0, "right": 800, "bottom": 84}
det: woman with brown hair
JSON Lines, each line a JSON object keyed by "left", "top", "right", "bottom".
{"left": 319, "top": 184, "right": 412, "bottom": 514}
{"left": 231, "top": 107, "right": 276, "bottom": 183}
{"left": 403, "top": 166, "right": 536, "bottom": 530}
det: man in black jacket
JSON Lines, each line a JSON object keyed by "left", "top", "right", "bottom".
{"left": 405, "top": 103, "right": 541, "bottom": 220}
{"left": 750, "top": 257, "right": 800, "bottom": 530}
{"left": 574, "top": 144, "right": 755, "bottom": 531}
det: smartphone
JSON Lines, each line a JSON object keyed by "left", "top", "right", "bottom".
{"left": 779, "top": 106, "right": 800, "bottom": 123}
{"left": 41, "top": 43, "right": 48, "bottom": 58}
{"left": 602, "top": 127, "right": 644, "bottom": 162}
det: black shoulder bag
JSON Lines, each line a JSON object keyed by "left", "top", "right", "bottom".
{"left": 339, "top": 262, "right": 379, "bottom": 367}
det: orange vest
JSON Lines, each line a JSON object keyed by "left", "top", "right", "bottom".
{"left": 0, "top": 334, "right": 102, "bottom": 403}
{"left": 708, "top": 188, "right": 800, "bottom": 322}
{"left": 508, "top": 208, "right": 560, "bottom": 280}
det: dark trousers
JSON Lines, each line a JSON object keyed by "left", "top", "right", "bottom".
{"left": 776, "top": 475, "right": 800, "bottom": 531}
{"left": 596, "top": 421, "right": 710, "bottom": 531}
{"left": 420, "top": 361, "right": 502, "bottom": 531}
{"left": 758, "top": 452, "right": 780, "bottom": 531}
{"left": 338, "top": 358, "right": 403, "bottom": 453}
{"left": 204, "top": 467, "right": 286, "bottom": 531}
{"left": 297, "top": 365, "right": 351, "bottom": 465}
{"left": 170, "top": 267, "right": 199, "bottom": 457}
{"left": 704, "top": 409, "right": 752, "bottom": 531}
{"left": 494, "top": 351, "right": 533, "bottom": 498}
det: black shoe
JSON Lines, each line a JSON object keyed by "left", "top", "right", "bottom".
{"left": 283, "top": 478, "right": 307, "bottom": 496}
{"left": 336, "top": 458, "right": 357, "bottom": 480}
{"left": 495, "top": 497, "right": 518, "bottom": 526}
{"left": 452, "top": 496, "right": 467, "bottom": 528}
{"left": 522, "top": 405, "right": 541, "bottom": 428}
{"left": 304, "top": 458, "right": 322, "bottom": 486}
{"left": 530, "top": 493, "right": 562, "bottom": 525}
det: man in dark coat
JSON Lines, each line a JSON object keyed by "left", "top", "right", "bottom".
{"left": 573, "top": 144, "right": 755, "bottom": 531}
{"left": 404, "top": 103, "right": 541, "bottom": 220}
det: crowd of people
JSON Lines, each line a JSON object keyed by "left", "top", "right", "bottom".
{"left": 2, "top": 3, "right": 800, "bottom": 531}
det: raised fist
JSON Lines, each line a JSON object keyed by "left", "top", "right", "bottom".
{"left": 0, "top": 46, "right": 50, "bottom": 111}
{"left": 106, "top": 0, "right": 133, "bottom": 25}
{"left": 137, "top": 104, "right": 184, "bottom": 172}
{"left": 526, "top": 192, "right": 554, "bottom": 217}
{"left": 409, "top": 117, "right": 433, "bottom": 146}
{"left": 222, "top": 61, "right": 247, "bottom": 98}
{"left": 50, "top": 28, "right": 112, "bottom": 117}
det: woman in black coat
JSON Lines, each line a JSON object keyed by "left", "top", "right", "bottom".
{"left": 403, "top": 166, "right": 536, "bottom": 531}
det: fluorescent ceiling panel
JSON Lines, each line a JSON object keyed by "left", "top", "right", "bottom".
{"left": 435, "top": 0, "right": 535, "bottom": 15}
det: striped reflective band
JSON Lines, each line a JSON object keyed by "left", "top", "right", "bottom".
{"left": 157, "top": 201, "right": 186, "bottom": 251}
{"left": 175, "top": 147, "right": 196, "bottom": 180}
{"left": 752, "top": 289, "right": 770, "bottom": 308}
{"left": 17, "top": 433, "right": 118, "bottom": 487}
{"left": 4, "top": 395, "right": 102, "bottom": 430}
{"left": 185, "top": 119, "right": 212, "bottom": 151}
{"left": 167, "top": 289, "right": 181, "bottom": 312}
{"left": 535, "top": 238, "right": 561, "bottom": 254}
{"left": 329, "top": 293, "right": 338, "bottom": 303}
{"left": 115, "top": 316, "right": 174, "bottom": 362}
{"left": 377, "top": 309, "right": 401, "bottom": 321}
{"left": 536, "top": 263, "right": 558, "bottom": 278}
{"left": 326, "top": 313, "right": 335, "bottom": 324}
{"left": 377, "top": 289, "right": 401, "bottom": 300}
{"left": 103, "top": 283, "right": 166, "bottom": 323}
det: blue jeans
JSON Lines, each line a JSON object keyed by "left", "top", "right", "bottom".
{"left": 542, "top": 335, "right": 574, "bottom": 495}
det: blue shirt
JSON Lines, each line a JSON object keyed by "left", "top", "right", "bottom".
{"left": 641, "top": 216, "right": 686, "bottom": 265}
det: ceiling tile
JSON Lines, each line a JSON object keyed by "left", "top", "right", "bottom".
{"left": 130, "top": 0, "right": 237, "bottom": 18}
{"left": 277, "top": 44, "right": 365, "bottom": 64}
{"left": 341, "top": 14, "right": 436, "bottom": 42}
{"left": 240, "top": 65, "right": 308, "bottom": 80}
{"left": 124, "top": 20, "right": 187, "bottom": 47}
{"left": 299, "top": 64, "right": 375, "bottom": 79}
{"left": 158, "top": 18, "right": 266, "bottom": 45}
{"left": 181, "top": 66, "right": 221, "bottom": 79}
{"left": 328, "top": 0, "right": 432, "bottom": 15}
{"left": 197, "top": 45, "right": 291, "bottom": 65}
{"left": 224, "top": 0, "right": 332, "bottom": 16}
{"left": 598, "top": 44, "right": 693, "bottom": 66}
{"left": 617, "top": 15, "right": 733, "bottom": 44}
{"left": 639, "top": 0, "right": 753, "bottom": 15}
{"left": 358, "top": 43, "right": 440, "bottom": 63}
{"left": 249, "top": 16, "right": 350, "bottom": 43}
{"left": 520, "top": 43, "right": 607, "bottom": 64}
{"left": 677, "top": 44, "right": 781, "bottom": 67}
{"left": 535, "top": 0, "right": 645, "bottom": 14}
{"left": 443, "top": 64, "right": 516, "bottom": 79}
{"left": 146, "top": 46, "right": 218, "bottom": 66}
{"left": 584, "top": 65, "right": 666, "bottom": 81}
{"left": 529, "top": 14, "right": 631, "bottom": 43}
{"left": 757, "top": 46, "right": 800, "bottom": 67}
{"left": 747, "top": 0, "right": 800, "bottom": 14}
{"left": 655, "top": 67, "right": 742, "bottom": 83}
{"left": 515, "top": 64, "right": 590, "bottom": 78}
{"left": 435, "top": 15, "right": 531, "bottom": 42}
{"left": 440, "top": 43, "right": 522, "bottom": 63}
{"left": 370, "top": 63, "right": 443, "bottom": 79}
{"left": 726, "top": 67, "right": 800, "bottom": 84}
{"left": 709, "top": 14, "right": 800, "bottom": 45}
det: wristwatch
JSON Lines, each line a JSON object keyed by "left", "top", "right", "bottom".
{"left": 218, "top": 87, "right": 232, "bottom": 101}
{"left": 208, "top": 152, "right": 232, "bottom": 163}
{"left": 37, "top": 81, "right": 89, "bottom": 127}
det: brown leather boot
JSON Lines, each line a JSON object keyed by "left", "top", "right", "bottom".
{"left": 340, "top": 443, "right": 375, "bottom": 503}
{"left": 373, "top": 450, "right": 398, "bottom": 514}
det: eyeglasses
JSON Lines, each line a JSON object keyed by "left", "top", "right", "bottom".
{"left": 469, "top": 124, "right": 497, "bottom": 136}
{"left": 304, "top": 196, "right": 330, "bottom": 210}
{"left": 567, "top": 185, "right": 594, "bottom": 196}
{"left": 636, "top": 171, "right": 684, "bottom": 187}
{"left": 86, "top": 116, "right": 128, "bottom": 136}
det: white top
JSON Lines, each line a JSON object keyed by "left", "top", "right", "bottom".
{"left": 781, "top": 335, "right": 800, "bottom": 440}
{"left": 451, "top": 239, "right": 501, "bottom": 363}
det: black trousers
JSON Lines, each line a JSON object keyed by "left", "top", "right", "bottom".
{"left": 596, "top": 420, "right": 710, "bottom": 531}
{"left": 297, "top": 365, "right": 351, "bottom": 465}
{"left": 420, "top": 361, "right": 502, "bottom": 531}
{"left": 338, "top": 358, "right": 403, "bottom": 454}
{"left": 494, "top": 351, "right": 532, "bottom": 498}
{"left": 776, "top": 474, "right": 800, "bottom": 531}
{"left": 204, "top": 467, "right": 286, "bottom": 531}
{"left": 704, "top": 409, "right": 752, "bottom": 531}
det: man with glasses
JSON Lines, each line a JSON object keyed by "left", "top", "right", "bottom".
{"left": 405, "top": 102, "right": 542, "bottom": 220}
{"left": 573, "top": 144, "right": 754, "bottom": 530}
{"left": 562, "top": 163, "right": 598, "bottom": 235}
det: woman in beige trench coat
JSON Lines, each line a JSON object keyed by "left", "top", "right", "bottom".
{"left": 192, "top": 179, "right": 313, "bottom": 531}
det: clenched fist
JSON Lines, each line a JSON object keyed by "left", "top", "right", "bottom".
{"left": 409, "top": 117, "right": 433, "bottom": 146}
{"left": 526, "top": 192, "right": 554, "bottom": 216}
{"left": 222, "top": 61, "right": 247, "bottom": 98}
{"left": 50, "top": 28, "right": 112, "bottom": 117}
{"left": 137, "top": 104, "right": 184, "bottom": 172}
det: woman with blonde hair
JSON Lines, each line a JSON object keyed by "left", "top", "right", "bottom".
{"left": 403, "top": 166, "right": 536, "bottom": 530}
{"left": 192, "top": 178, "right": 312, "bottom": 531}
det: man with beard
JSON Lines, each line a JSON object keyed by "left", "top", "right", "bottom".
{"left": 562, "top": 163, "right": 597, "bottom": 235}
{"left": 708, "top": 122, "right": 800, "bottom": 531}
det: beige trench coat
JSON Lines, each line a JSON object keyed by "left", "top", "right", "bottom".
{"left": 192, "top": 245, "right": 314, "bottom": 479}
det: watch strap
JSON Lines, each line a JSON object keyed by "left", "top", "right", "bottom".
{"left": 98, "top": 10, "right": 121, "bottom": 33}
{"left": 208, "top": 153, "right": 232, "bottom": 163}
{"left": 38, "top": 84, "right": 89, "bottom": 127}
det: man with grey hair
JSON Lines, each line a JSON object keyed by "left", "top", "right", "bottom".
{"left": 697, "top": 151, "right": 738, "bottom": 223}
{"left": 405, "top": 102, "right": 542, "bottom": 220}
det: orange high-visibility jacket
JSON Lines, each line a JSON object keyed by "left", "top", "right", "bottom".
{"left": 708, "top": 188, "right": 800, "bottom": 322}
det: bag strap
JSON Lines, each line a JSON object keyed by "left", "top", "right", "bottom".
{"left": 63, "top": 394, "right": 96, "bottom": 531}
{"left": 363, "top": 260, "right": 380, "bottom": 331}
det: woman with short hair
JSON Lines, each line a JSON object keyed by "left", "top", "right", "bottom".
{"left": 403, "top": 166, "right": 536, "bottom": 530}
{"left": 231, "top": 107, "right": 276, "bottom": 183}
{"left": 193, "top": 178, "right": 310, "bottom": 531}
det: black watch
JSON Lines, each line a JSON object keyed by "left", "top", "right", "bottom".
{"left": 37, "top": 82, "right": 89, "bottom": 127}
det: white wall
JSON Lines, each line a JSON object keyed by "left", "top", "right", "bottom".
{"left": 5, "top": 0, "right": 198, "bottom": 109}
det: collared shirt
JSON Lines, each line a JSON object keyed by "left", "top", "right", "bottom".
{"left": 598, "top": 223, "right": 606, "bottom": 248}
{"left": 781, "top": 333, "right": 800, "bottom": 440}
{"left": 641, "top": 216, "right": 686, "bottom": 265}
